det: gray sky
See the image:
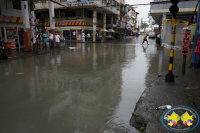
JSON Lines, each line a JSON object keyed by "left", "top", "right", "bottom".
{"left": 126, "top": 0, "right": 151, "bottom": 23}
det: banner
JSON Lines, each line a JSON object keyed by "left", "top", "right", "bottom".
{"left": 194, "top": 37, "right": 200, "bottom": 53}
{"left": 181, "top": 30, "right": 191, "bottom": 55}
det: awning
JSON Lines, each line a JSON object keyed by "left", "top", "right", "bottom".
{"left": 0, "top": 22, "right": 25, "bottom": 28}
{"left": 47, "top": 26, "right": 101, "bottom": 31}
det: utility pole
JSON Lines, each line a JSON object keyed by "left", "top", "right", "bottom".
{"left": 125, "top": 4, "right": 128, "bottom": 38}
{"left": 191, "top": 1, "right": 200, "bottom": 68}
{"left": 30, "top": 0, "right": 37, "bottom": 53}
{"left": 165, "top": 0, "right": 180, "bottom": 82}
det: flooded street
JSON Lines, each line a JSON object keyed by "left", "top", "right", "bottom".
{"left": 0, "top": 36, "right": 192, "bottom": 133}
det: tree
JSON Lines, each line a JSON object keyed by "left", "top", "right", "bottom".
{"left": 113, "top": 31, "right": 123, "bottom": 39}
{"left": 140, "top": 22, "right": 149, "bottom": 32}
{"left": 148, "top": 12, "right": 156, "bottom": 30}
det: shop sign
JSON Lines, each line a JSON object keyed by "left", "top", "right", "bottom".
{"left": 1, "top": 16, "right": 14, "bottom": 22}
{"left": 31, "top": 26, "right": 36, "bottom": 44}
{"left": 181, "top": 30, "right": 190, "bottom": 55}
{"left": 195, "top": 37, "right": 200, "bottom": 53}
{"left": 5, "top": 27, "right": 14, "bottom": 30}
{"left": 31, "top": 11, "right": 36, "bottom": 25}
{"left": 120, "top": 22, "right": 125, "bottom": 28}
{"left": 66, "top": 0, "right": 94, "bottom": 5}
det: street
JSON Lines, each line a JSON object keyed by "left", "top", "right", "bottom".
{"left": 0, "top": 36, "right": 192, "bottom": 133}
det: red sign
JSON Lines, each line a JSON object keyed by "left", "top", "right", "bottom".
{"left": 2, "top": 16, "right": 14, "bottom": 22}
{"left": 195, "top": 37, "right": 200, "bottom": 53}
{"left": 5, "top": 27, "right": 14, "bottom": 30}
{"left": 181, "top": 30, "right": 191, "bottom": 55}
{"left": 8, "top": 37, "right": 16, "bottom": 49}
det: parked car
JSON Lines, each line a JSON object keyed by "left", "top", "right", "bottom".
{"left": 148, "top": 31, "right": 156, "bottom": 38}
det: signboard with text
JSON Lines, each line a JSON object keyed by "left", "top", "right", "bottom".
{"left": 195, "top": 37, "right": 200, "bottom": 53}
{"left": 181, "top": 30, "right": 191, "bottom": 55}
{"left": 66, "top": 0, "right": 94, "bottom": 5}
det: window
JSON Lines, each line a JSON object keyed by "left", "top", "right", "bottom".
{"left": 11, "top": 0, "right": 21, "bottom": 10}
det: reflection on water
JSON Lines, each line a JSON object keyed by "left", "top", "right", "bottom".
{"left": 0, "top": 36, "right": 191, "bottom": 133}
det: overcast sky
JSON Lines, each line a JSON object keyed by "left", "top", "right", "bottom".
{"left": 126, "top": 0, "right": 151, "bottom": 23}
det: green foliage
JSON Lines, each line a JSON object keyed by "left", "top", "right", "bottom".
{"left": 140, "top": 123, "right": 147, "bottom": 131}
{"left": 140, "top": 23, "right": 149, "bottom": 32}
{"left": 184, "top": 87, "right": 193, "bottom": 103}
{"left": 113, "top": 31, "right": 123, "bottom": 39}
{"left": 148, "top": 12, "right": 156, "bottom": 29}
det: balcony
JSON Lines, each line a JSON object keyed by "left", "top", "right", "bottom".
{"left": 150, "top": 0, "right": 198, "bottom": 22}
{"left": 34, "top": 0, "right": 120, "bottom": 15}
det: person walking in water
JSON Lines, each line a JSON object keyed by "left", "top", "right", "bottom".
{"left": 142, "top": 34, "right": 149, "bottom": 45}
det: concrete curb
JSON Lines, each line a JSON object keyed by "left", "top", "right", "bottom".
{"left": 130, "top": 68, "right": 200, "bottom": 133}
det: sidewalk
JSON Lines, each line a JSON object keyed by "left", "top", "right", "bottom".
{"left": 130, "top": 67, "right": 200, "bottom": 133}
{"left": 0, "top": 47, "right": 66, "bottom": 63}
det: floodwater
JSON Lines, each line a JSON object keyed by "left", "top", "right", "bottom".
{"left": 0, "top": 36, "right": 192, "bottom": 133}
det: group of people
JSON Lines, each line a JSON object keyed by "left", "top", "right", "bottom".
{"left": 82, "top": 32, "right": 91, "bottom": 42}
{"left": 39, "top": 31, "right": 61, "bottom": 49}
{"left": 72, "top": 31, "right": 91, "bottom": 41}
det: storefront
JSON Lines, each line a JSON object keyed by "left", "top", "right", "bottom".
{"left": 0, "top": 27, "right": 25, "bottom": 49}
{"left": 45, "top": 21, "right": 102, "bottom": 41}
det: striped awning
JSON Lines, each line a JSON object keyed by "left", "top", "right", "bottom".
{"left": 0, "top": 15, "right": 40, "bottom": 24}
{"left": 45, "top": 21, "right": 103, "bottom": 27}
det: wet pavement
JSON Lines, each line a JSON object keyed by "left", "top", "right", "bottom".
{"left": 0, "top": 36, "right": 192, "bottom": 133}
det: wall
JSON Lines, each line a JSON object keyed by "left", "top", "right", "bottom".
{"left": 150, "top": 0, "right": 198, "bottom": 10}
{"left": 0, "top": 0, "right": 22, "bottom": 17}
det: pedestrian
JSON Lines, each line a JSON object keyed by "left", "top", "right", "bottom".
{"left": 14, "top": 32, "right": 18, "bottom": 47}
{"left": 142, "top": 34, "right": 149, "bottom": 45}
{"left": 42, "top": 31, "right": 48, "bottom": 49}
{"left": 55, "top": 32, "right": 60, "bottom": 49}
{"left": 73, "top": 31, "right": 76, "bottom": 40}
{"left": 156, "top": 34, "right": 161, "bottom": 44}
{"left": 48, "top": 32, "right": 54, "bottom": 49}
{"left": 87, "top": 33, "right": 90, "bottom": 41}
{"left": 82, "top": 32, "right": 85, "bottom": 42}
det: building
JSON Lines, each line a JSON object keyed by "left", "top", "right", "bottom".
{"left": 150, "top": 0, "right": 198, "bottom": 33}
{"left": 126, "top": 6, "right": 138, "bottom": 36}
{"left": 0, "top": 0, "right": 33, "bottom": 51}
{"left": 34, "top": 0, "right": 121, "bottom": 42}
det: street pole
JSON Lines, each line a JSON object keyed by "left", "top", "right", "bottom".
{"left": 191, "top": 1, "right": 200, "bottom": 68}
{"left": 125, "top": 15, "right": 127, "bottom": 38}
{"left": 165, "top": 0, "right": 180, "bottom": 82}
{"left": 30, "top": 1, "right": 37, "bottom": 54}
{"left": 165, "top": 17, "right": 175, "bottom": 82}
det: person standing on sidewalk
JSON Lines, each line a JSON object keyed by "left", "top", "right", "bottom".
{"left": 82, "top": 32, "right": 85, "bottom": 42}
{"left": 87, "top": 33, "right": 90, "bottom": 41}
{"left": 55, "top": 32, "right": 60, "bottom": 49}
{"left": 73, "top": 31, "right": 76, "bottom": 40}
{"left": 42, "top": 31, "right": 48, "bottom": 49}
{"left": 48, "top": 32, "right": 54, "bottom": 49}
{"left": 14, "top": 32, "right": 18, "bottom": 47}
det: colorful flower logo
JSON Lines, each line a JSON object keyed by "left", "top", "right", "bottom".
{"left": 161, "top": 105, "right": 199, "bottom": 132}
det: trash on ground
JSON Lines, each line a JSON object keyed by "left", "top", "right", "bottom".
{"left": 15, "top": 73, "right": 24, "bottom": 75}
{"left": 156, "top": 105, "right": 172, "bottom": 110}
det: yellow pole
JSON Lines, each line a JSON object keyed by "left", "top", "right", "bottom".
{"left": 166, "top": 17, "right": 175, "bottom": 82}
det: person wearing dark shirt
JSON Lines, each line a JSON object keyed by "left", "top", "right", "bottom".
{"left": 142, "top": 34, "right": 149, "bottom": 45}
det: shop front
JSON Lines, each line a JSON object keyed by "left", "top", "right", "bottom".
{"left": 45, "top": 21, "right": 102, "bottom": 41}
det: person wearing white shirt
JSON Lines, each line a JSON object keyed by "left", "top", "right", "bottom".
{"left": 55, "top": 32, "right": 60, "bottom": 49}
{"left": 82, "top": 32, "right": 85, "bottom": 42}
{"left": 87, "top": 33, "right": 90, "bottom": 41}
{"left": 73, "top": 31, "right": 76, "bottom": 40}
{"left": 49, "top": 32, "right": 54, "bottom": 49}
